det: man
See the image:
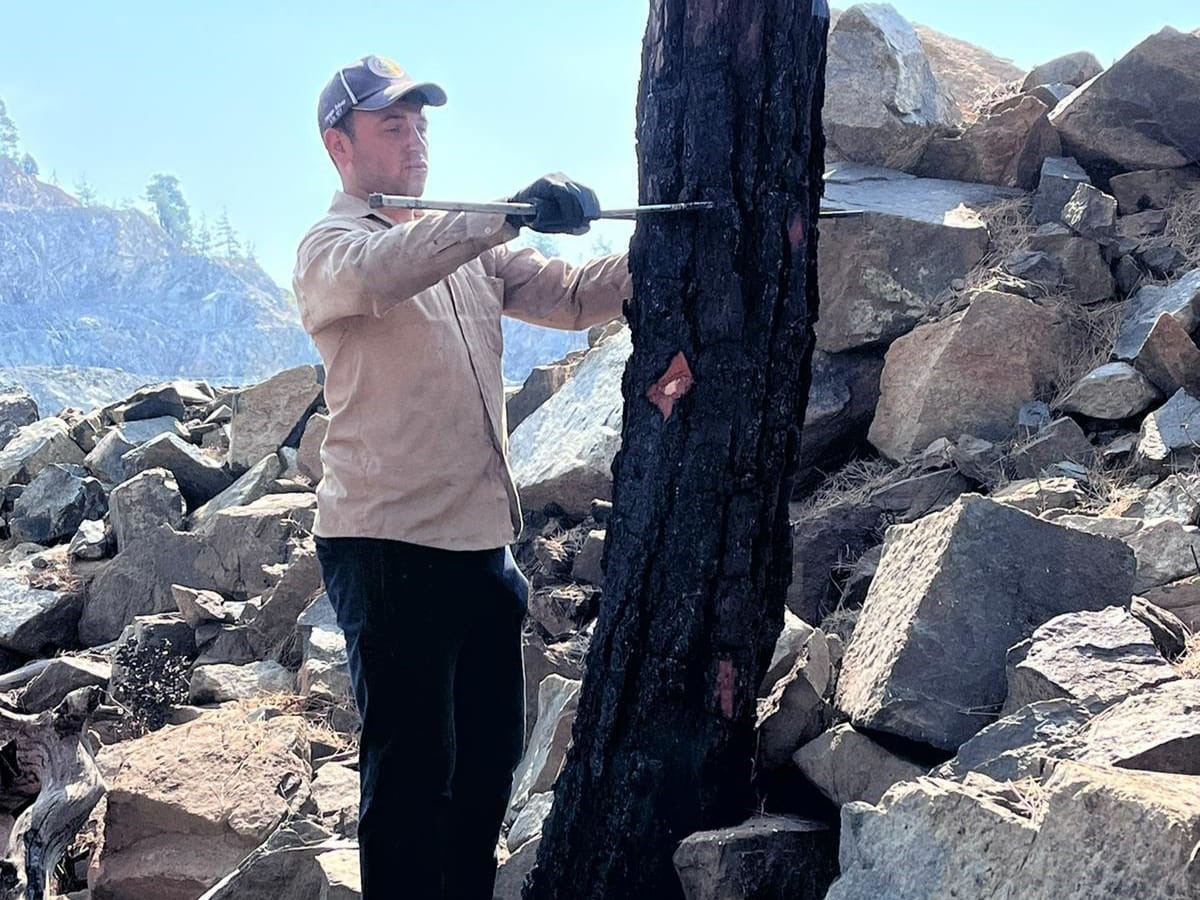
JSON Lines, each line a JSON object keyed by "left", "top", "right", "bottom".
{"left": 293, "top": 55, "right": 630, "bottom": 899}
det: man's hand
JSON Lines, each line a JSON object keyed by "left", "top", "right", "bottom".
{"left": 507, "top": 173, "right": 600, "bottom": 235}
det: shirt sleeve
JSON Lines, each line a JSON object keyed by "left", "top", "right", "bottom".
{"left": 481, "top": 244, "right": 632, "bottom": 332}
{"left": 293, "top": 211, "right": 520, "bottom": 335}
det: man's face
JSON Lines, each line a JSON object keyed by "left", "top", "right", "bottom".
{"left": 330, "top": 98, "right": 429, "bottom": 197}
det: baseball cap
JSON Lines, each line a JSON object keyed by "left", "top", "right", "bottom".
{"left": 318, "top": 55, "right": 447, "bottom": 133}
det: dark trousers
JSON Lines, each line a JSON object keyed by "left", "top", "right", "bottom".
{"left": 314, "top": 535, "right": 528, "bottom": 900}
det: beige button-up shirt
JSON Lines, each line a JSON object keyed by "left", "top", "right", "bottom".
{"left": 292, "top": 191, "right": 631, "bottom": 550}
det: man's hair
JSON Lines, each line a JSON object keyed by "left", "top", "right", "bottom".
{"left": 331, "top": 110, "right": 356, "bottom": 140}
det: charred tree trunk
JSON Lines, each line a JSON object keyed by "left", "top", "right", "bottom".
{"left": 525, "top": 2, "right": 829, "bottom": 898}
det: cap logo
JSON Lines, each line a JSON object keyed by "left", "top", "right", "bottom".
{"left": 366, "top": 56, "right": 406, "bottom": 79}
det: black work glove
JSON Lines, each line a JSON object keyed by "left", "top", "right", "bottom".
{"left": 507, "top": 173, "right": 600, "bottom": 235}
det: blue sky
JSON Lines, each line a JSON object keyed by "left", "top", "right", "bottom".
{"left": 1, "top": 1, "right": 1196, "bottom": 289}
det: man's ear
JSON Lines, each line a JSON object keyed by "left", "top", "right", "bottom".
{"left": 323, "top": 127, "right": 352, "bottom": 169}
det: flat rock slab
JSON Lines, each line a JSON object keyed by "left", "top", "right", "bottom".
{"left": 836, "top": 494, "right": 1136, "bottom": 750}
{"left": 674, "top": 816, "right": 838, "bottom": 900}
{"left": 1079, "top": 680, "right": 1200, "bottom": 776}
{"left": 793, "top": 724, "right": 927, "bottom": 807}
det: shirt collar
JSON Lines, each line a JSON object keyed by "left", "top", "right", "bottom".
{"left": 328, "top": 190, "right": 428, "bottom": 226}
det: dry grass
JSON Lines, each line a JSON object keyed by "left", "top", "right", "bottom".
{"left": 227, "top": 690, "right": 360, "bottom": 754}
{"left": 1075, "top": 457, "right": 1145, "bottom": 516}
{"left": 1142, "top": 185, "right": 1200, "bottom": 273}
{"left": 791, "top": 457, "right": 898, "bottom": 521}
{"left": 1043, "top": 298, "right": 1125, "bottom": 407}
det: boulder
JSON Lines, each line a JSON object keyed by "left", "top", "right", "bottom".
{"left": 0, "top": 417, "right": 85, "bottom": 487}
{"left": 1026, "top": 224, "right": 1114, "bottom": 303}
{"left": 0, "top": 388, "right": 38, "bottom": 449}
{"left": 83, "top": 428, "right": 138, "bottom": 485}
{"left": 1138, "top": 388, "right": 1200, "bottom": 465}
{"left": 1060, "top": 183, "right": 1117, "bottom": 241}
{"left": 788, "top": 494, "right": 882, "bottom": 624}
{"left": 1049, "top": 28, "right": 1200, "bottom": 176}
{"left": 18, "top": 654, "right": 110, "bottom": 713}
{"left": 1003, "top": 607, "right": 1179, "bottom": 714}
{"left": 116, "top": 415, "right": 190, "bottom": 445}
{"left": 508, "top": 791, "right": 552, "bottom": 854}
{"left": 828, "top": 762, "right": 1200, "bottom": 899}
{"left": 510, "top": 326, "right": 629, "bottom": 515}
{"left": 760, "top": 609, "right": 815, "bottom": 696}
{"left": 868, "top": 468, "right": 970, "bottom": 523}
{"left": 1032, "top": 156, "right": 1091, "bottom": 225}
{"left": 249, "top": 541, "right": 324, "bottom": 655}
{"left": 7, "top": 463, "right": 107, "bottom": 544}
{"left": 296, "top": 593, "right": 351, "bottom": 705}
{"left": 793, "top": 724, "right": 926, "bottom": 807}
{"left": 69, "top": 517, "right": 112, "bottom": 560}
{"left": 521, "top": 629, "right": 587, "bottom": 744}
{"left": 172, "top": 584, "right": 233, "bottom": 628}
{"left": 1117, "top": 473, "right": 1200, "bottom": 524}
{"left": 991, "top": 477, "right": 1084, "bottom": 515}
{"left": 310, "top": 763, "right": 359, "bottom": 838}
{"left": 1079, "top": 680, "right": 1200, "bottom": 775}
{"left": 836, "top": 495, "right": 1136, "bottom": 750}
{"left": 0, "top": 569, "right": 82, "bottom": 656}
{"left": 1021, "top": 51, "right": 1103, "bottom": 91}
{"left": 1130, "top": 594, "right": 1190, "bottom": 660}
{"left": 1110, "top": 167, "right": 1200, "bottom": 215}
{"left": 494, "top": 839, "right": 539, "bottom": 900}
{"left": 1113, "top": 270, "right": 1200, "bottom": 363}
{"left": 914, "top": 95, "right": 1059, "bottom": 189}
{"left": 817, "top": 165, "right": 1014, "bottom": 352}
{"left": 569, "top": 529, "right": 605, "bottom": 586}
{"left": 756, "top": 628, "right": 834, "bottom": 769}
{"left": 800, "top": 350, "right": 884, "bottom": 471}
{"left": 90, "top": 709, "right": 311, "bottom": 900}
{"left": 295, "top": 412, "right": 328, "bottom": 484}
{"left": 1141, "top": 577, "right": 1200, "bottom": 632}
{"left": 1129, "top": 312, "right": 1200, "bottom": 397}
{"left": 673, "top": 816, "right": 838, "bottom": 900}
{"left": 1056, "top": 362, "right": 1161, "bottom": 420}
{"left": 507, "top": 675, "right": 579, "bottom": 823}
{"left": 187, "top": 452, "right": 283, "bottom": 531}
{"left": 188, "top": 660, "right": 295, "bottom": 704}
{"left": 1056, "top": 514, "right": 1200, "bottom": 592}
{"left": 107, "top": 467, "right": 186, "bottom": 551}
{"left": 933, "top": 699, "right": 1093, "bottom": 783}
{"left": 868, "top": 292, "right": 1066, "bottom": 461}
{"left": 120, "top": 433, "right": 233, "bottom": 510}
{"left": 227, "top": 365, "right": 324, "bottom": 474}
{"left": 823, "top": 5, "right": 956, "bottom": 171}
{"left": 507, "top": 357, "right": 581, "bottom": 434}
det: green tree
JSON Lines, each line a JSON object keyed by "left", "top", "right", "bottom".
{"left": 590, "top": 233, "right": 615, "bottom": 257}
{"left": 144, "top": 173, "right": 193, "bottom": 245}
{"left": 19, "top": 152, "right": 38, "bottom": 177}
{"left": 0, "top": 99, "right": 18, "bottom": 159}
{"left": 215, "top": 207, "right": 241, "bottom": 257}
{"left": 523, "top": 232, "right": 561, "bottom": 258}
{"left": 192, "top": 212, "right": 214, "bottom": 256}
{"left": 74, "top": 174, "right": 97, "bottom": 206}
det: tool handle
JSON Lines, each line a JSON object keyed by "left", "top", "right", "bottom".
{"left": 368, "top": 194, "right": 539, "bottom": 217}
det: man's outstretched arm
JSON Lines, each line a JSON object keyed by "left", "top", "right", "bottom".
{"left": 482, "top": 244, "right": 632, "bottom": 332}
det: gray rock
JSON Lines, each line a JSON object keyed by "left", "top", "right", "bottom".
{"left": 868, "top": 469, "right": 970, "bottom": 522}
{"left": 0, "top": 570, "right": 81, "bottom": 656}
{"left": 8, "top": 463, "right": 107, "bottom": 543}
{"left": 1114, "top": 270, "right": 1200, "bottom": 363}
{"left": 1110, "top": 167, "right": 1200, "bottom": 215}
{"left": 121, "top": 432, "right": 233, "bottom": 510}
{"left": 1022, "top": 51, "right": 1103, "bottom": 91}
{"left": 194, "top": 624, "right": 259, "bottom": 667}
{"left": 1056, "top": 514, "right": 1200, "bottom": 592}
{"left": 1117, "top": 473, "right": 1200, "bottom": 524}
{"left": 116, "top": 415, "right": 190, "bottom": 445}
{"left": 295, "top": 412, "right": 328, "bottom": 484}
{"left": 1056, "top": 362, "right": 1161, "bottom": 420}
{"left": 83, "top": 427, "right": 138, "bottom": 485}
{"left": 793, "top": 724, "right": 926, "bottom": 807}
{"left": 817, "top": 165, "right": 1015, "bottom": 352}
{"left": 1007, "top": 416, "right": 1095, "bottom": 479}
{"left": 1003, "top": 607, "right": 1178, "bottom": 714}
{"left": 296, "top": 593, "right": 351, "bottom": 705}
{"left": 1079, "top": 680, "right": 1200, "bottom": 775}
{"left": 569, "top": 529, "right": 605, "bottom": 586}
{"left": 1141, "top": 244, "right": 1190, "bottom": 279}
{"left": 788, "top": 495, "right": 882, "bottom": 624}
{"left": 801, "top": 350, "right": 884, "bottom": 470}
{"left": 227, "top": 365, "right": 324, "bottom": 475}
{"left": 187, "top": 452, "right": 283, "bottom": 531}
{"left": 1130, "top": 594, "right": 1190, "bottom": 660}
{"left": 824, "top": 5, "right": 955, "bottom": 171}
{"left": 0, "top": 417, "right": 85, "bottom": 487}
{"left": 106, "top": 467, "right": 187, "bottom": 554}
{"left": 673, "top": 816, "right": 837, "bottom": 900}
{"left": 869, "top": 293, "right": 1066, "bottom": 461}
{"left": 172, "top": 584, "right": 234, "bottom": 628}
{"left": 933, "top": 699, "right": 1093, "bottom": 782}
{"left": 507, "top": 675, "right": 579, "bottom": 823}
{"left": 1050, "top": 28, "right": 1200, "bottom": 175}
{"left": 507, "top": 358, "right": 582, "bottom": 434}
{"left": 991, "top": 477, "right": 1084, "bottom": 515}
{"left": 1130, "top": 312, "right": 1200, "bottom": 397}
{"left": 510, "top": 326, "right": 629, "bottom": 515}
{"left": 18, "top": 655, "right": 110, "bottom": 713}
{"left": 188, "top": 660, "right": 294, "bottom": 704}
{"left": 107, "top": 381, "right": 202, "bottom": 423}
{"left": 1138, "top": 388, "right": 1200, "bottom": 464}
{"left": 494, "top": 838, "right": 539, "bottom": 900}
{"left": 757, "top": 629, "right": 834, "bottom": 768}
{"left": 508, "top": 791, "right": 552, "bottom": 854}
{"left": 69, "top": 517, "right": 112, "bottom": 560}
{"left": 0, "top": 388, "right": 38, "bottom": 450}
{"left": 248, "top": 541, "right": 324, "bottom": 657}
{"left": 1141, "top": 577, "right": 1200, "bottom": 633}
{"left": 914, "top": 95, "right": 1059, "bottom": 190}
{"left": 1061, "top": 183, "right": 1117, "bottom": 241}
{"left": 760, "top": 609, "right": 815, "bottom": 697}
{"left": 1032, "top": 156, "right": 1091, "bottom": 225}
{"left": 1027, "top": 82, "right": 1076, "bottom": 109}
{"left": 1026, "top": 225, "right": 1114, "bottom": 304}
{"left": 836, "top": 495, "right": 1136, "bottom": 750}
{"left": 310, "top": 763, "right": 359, "bottom": 839}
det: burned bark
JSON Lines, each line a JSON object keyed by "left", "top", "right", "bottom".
{"left": 525, "top": 1, "right": 829, "bottom": 897}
